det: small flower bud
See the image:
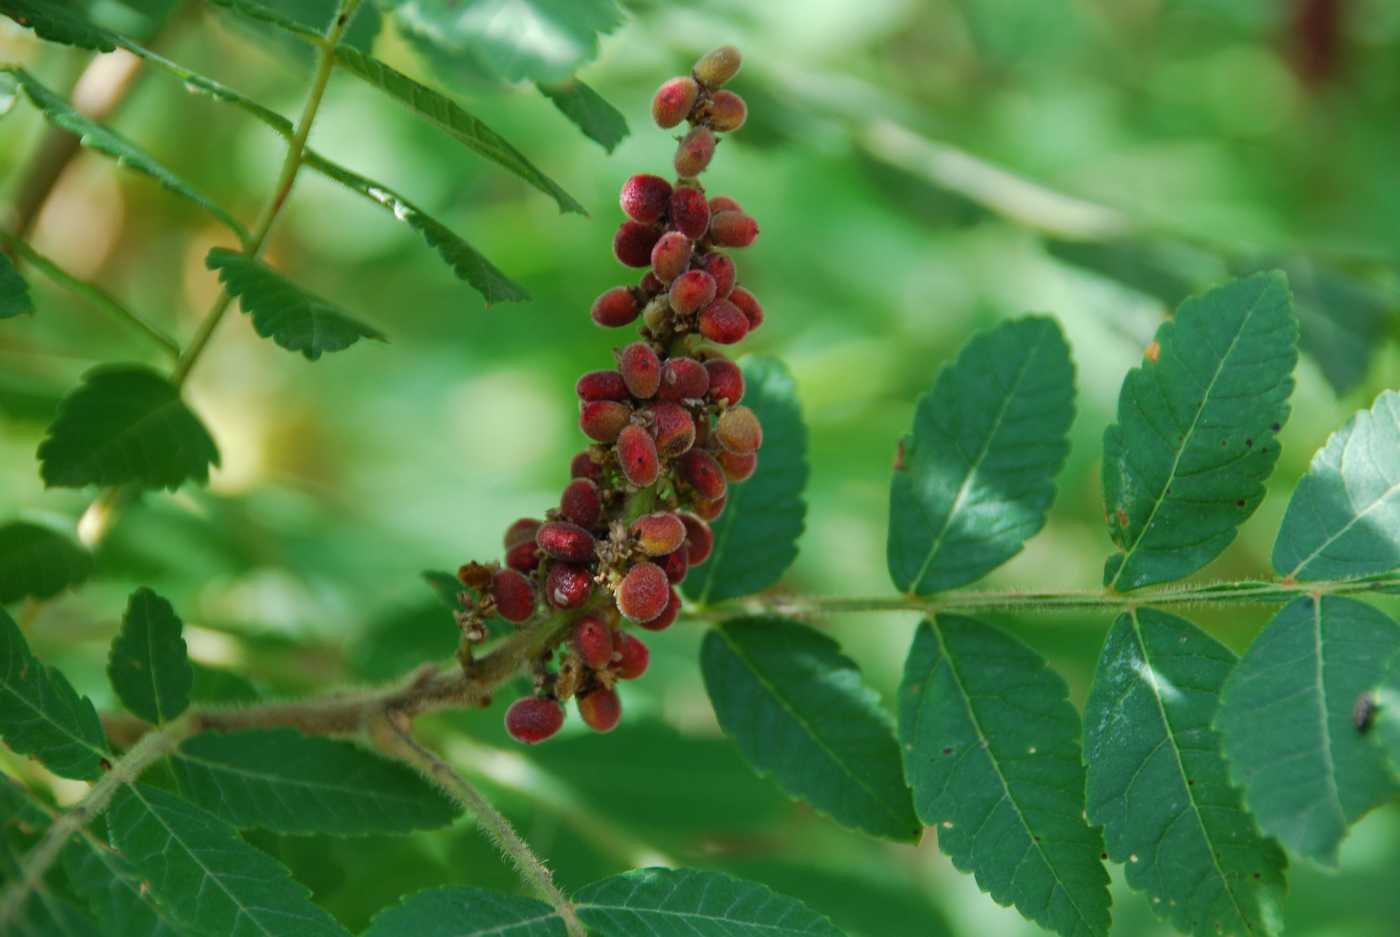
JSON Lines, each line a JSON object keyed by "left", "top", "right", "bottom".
{"left": 669, "top": 270, "right": 718, "bottom": 316}
{"left": 546, "top": 562, "right": 593, "bottom": 609}
{"left": 572, "top": 614, "right": 614, "bottom": 670}
{"left": 591, "top": 286, "right": 641, "bottom": 328}
{"left": 709, "top": 210, "right": 759, "bottom": 247}
{"left": 614, "top": 221, "right": 663, "bottom": 268}
{"left": 674, "top": 127, "right": 717, "bottom": 177}
{"left": 669, "top": 186, "right": 711, "bottom": 240}
{"left": 659, "top": 548, "right": 689, "bottom": 583}
{"left": 579, "top": 399, "right": 633, "bottom": 442}
{"left": 575, "top": 369, "right": 628, "bottom": 401}
{"left": 699, "top": 251, "right": 736, "bottom": 298}
{"left": 704, "top": 357, "right": 745, "bottom": 404}
{"left": 650, "top": 231, "right": 693, "bottom": 283}
{"left": 618, "top": 342, "right": 662, "bottom": 399}
{"left": 578, "top": 687, "right": 622, "bottom": 732}
{"left": 570, "top": 450, "right": 602, "bottom": 482}
{"left": 620, "top": 173, "right": 672, "bottom": 224}
{"left": 729, "top": 286, "right": 763, "bottom": 330}
{"left": 617, "top": 424, "right": 660, "bottom": 487}
{"left": 630, "top": 511, "right": 687, "bottom": 556}
{"left": 679, "top": 448, "right": 727, "bottom": 501}
{"left": 645, "top": 401, "right": 696, "bottom": 457}
{"left": 504, "top": 518, "right": 542, "bottom": 550}
{"left": 640, "top": 587, "right": 682, "bottom": 631}
{"left": 718, "top": 448, "right": 758, "bottom": 482}
{"left": 652, "top": 76, "right": 699, "bottom": 129}
{"left": 658, "top": 356, "right": 711, "bottom": 401}
{"left": 694, "top": 45, "right": 742, "bottom": 89}
{"left": 680, "top": 512, "right": 714, "bottom": 565}
{"left": 692, "top": 491, "right": 727, "bottom": 521}
{"left": 705, "top": 90, "right": 747, "bottom": 132}
{"left": 505, "top": 697, "right": 564, "bottom": 744}
{"left": 491, "top": 568, "right": 537, "bottom": 623}
{"left": 698, "top": 299, "right": 750, "bottom": 344}
{"left": 716, "top": 405, "right": 763, "bottom": 454}
{"left": 560, "top": 477, "right": 603, "bottom": 528}
{"left": 537, "top": 521, "right": 597, "bottom": 563}
{"left": 617, "top": 561, "right": 671, "bottom": 622}
{"left": 614, "top": 632, "right": 650, "bottom": 680}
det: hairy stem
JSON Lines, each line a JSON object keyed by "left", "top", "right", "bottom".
{"left": 381, "top": 718, "right": 587, "bottom": 937}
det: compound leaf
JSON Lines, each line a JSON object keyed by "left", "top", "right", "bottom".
{"left": 107, "top": 587, "right": 192, "bottom": 724}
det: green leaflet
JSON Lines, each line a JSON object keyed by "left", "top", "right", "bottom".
{"left": 0, "top": 520, "right": 92, "bottom": 604}
{"left": 1272, "top": 390, "right": 1400, "bottom": 581}
{"left": 108, "top": 587, "right": 193, "bottom": 724}
{"left": 206, "top": 249, "right": 385, "bottom": 360}
{"left": 204, "top": 0, "right": 329, "bottom": 44}
{"left": 1216, "top": 596, "right": 1400, "bottom": 865}
{"left": 682, "top": 358, "right": 809, "bottom": 603}
{"left": 1371, "top": 656, "right": 1400, "bottom": 779}
{"left": 362, "top": 887, "right": 564, "bottom": 937}
{"left": 0, "top": 68, "right": 246, "bottom": 239}
{"left": 301, "top": 154, "right": 529, "bottom": 305}
{"left": 0, "top": 0, "right": 115, "bottom": 51}
{"left": 0, "top": 607, "right": 109, "bottom": 780}
{"left": 107, "top": 783, "right": 353, "bottom": 937}
{"left": 332, "top": 46, "right": 585, "bottom": 216}
{"left": 189, "top": 661, "right": 259, "bottom": 704}
{"left": 898, "top": 617, "right": 1110, "bottom": 937}
{"left": 1103, "top": 272, "right": 1298, "bottom": 590}
{"left": 888, "top": 316, "right": 1074, "bottom": 594}
{"left": 170, "top": 728, "right": 459, "bottom": 835}
{"left": 0, "top": 250, "right": 32, "bottom": 318}
{"left": 60, "top": 835, "right": 185, "bottom": 937}
{"left": 37, "top": 365, "right": 220, "bottom": 490}
{"left": 538, "top": 80, "right": 629, "bottom": 153}
{"left": 575, "top": 867, "right": 846, "bottom": 937}
{"left": 701, "top": 617, "right": 919, "bottom": 842}
{"left": 1084, "top": 608, "right": 1286, "bottom": 937}
{"left": 0, "top": 836, "right": 98, "bottom": 937}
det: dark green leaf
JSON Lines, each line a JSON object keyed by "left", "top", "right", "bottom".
{"left": 170, "top": 728, "right": 458, "bottom": 835}
{"left": 888, "top": 316, "right": 1074, "bottom": 594}
{"left": 0, "top": 606, "right": 109, "bottom": 780}
{"left": 189, "top": 661, "right": 259, "bottom": 704}
{"left": 1103, "top": 272, "right": 1298, "bottom": 590}
{"left": 899, "top": 617, "right": 1109, "bottom": 937}
{"left": 1, "top": 67, "right": 246, "bottom": 238}
{"left": 701, "top": 617, "right": 919, "bottom": 841}
{"left": 0, "top": 837, "right": 99, "bottom": 937}
{"left": 683, "top": 358, "right": 808, "bottom": 603}
{"left": 362, "top": 887, "right": 564, "bottom": 937}
{"left": 204, "top": 0, "right": 325, "bottom": 43}
{"left": 1216, "top": 596, "right": 1400, "bottom": 865}
{"left": 1272, "top": 390, "right": 1400, "bottom": 581}
{"left": 538, "top": 80, "right": 629, "bottom": 153}
{"left": 1084, "top": 608, "right": 1286, "bottom": 937}
{"left": 332, "top": 46, "right": 584, "bottom": 215}
{"left": 576, "top": 867, "right": 846, "bottom": 937}
{"left": 302, "top": 153, "right": 529, "bottom": 305}
{"left": 108, "top": 587, "right": 192, "bottom": 724}
{"left": 0, "top": 520, "right": 92, "bottom": 604}
{"left": 0, "top": 250, "right": 33, "bottom": 318}
{"left": 1273, "top": 257, "right": 1394, "bottom": 396}
{"left": 107, "top": 783, "right": 353, "bottom": 937}
{"left": 61, "top": 833, "right": 185, "bottom": 937}
{"left": 0, "top": 0, "right": 115, "bottom": 51}
{"left": 37, "top": 365, "right": 220, "bottom": 490}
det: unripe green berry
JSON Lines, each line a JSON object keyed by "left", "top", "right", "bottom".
{"left": 505, "top": 697, "right": 564, "bottom": 744}
{"left": 705, "top": 90, "right": 747, "bottom": 132}
{"left": 619, "top": 342, "right": 662, "bottom": 399}
{"left": 669, "top": 186, "right": 711, "bottom": 240}
{"left": 658, "top": 356, "right": 710, "bottom": 401}
{"left": 693, "top": 45, "right": 742, "bottom": 89}
{"left": 729, "top": 286, "right": 763, "bottom": 330}
{"left": 614, "top": 631, "right": 650, "bottom": 680}
{"left": 614, "top": 221, "right": 662, "bottom": 267}
{"left": 699, "top": 252, "right": 736, "bottom": 298}
{"left": 572, "top": 614, "right": 614, "bottom": 670}
{"left": 716, "top": 405, "right": 763, "bottom": 454}
{"left": 650, "top": 231, "right": 693, "bottom": 283}
{"left": 560, "top": 477, "right": 603, "bottom": 528}
{"left": 576, "top": 369, "right": 628, "bottom": 401}
{"left": 674, "top": 126, "right": 717, "bottom": 177}
{"left": 536, "top": 521, "right": 597, "bottom": 563}
{"left": 617, "top": 424, "right": 660, "bottom": 487}
{"left": 669, "top": 269, "right": 717, "bottom": 315}
{"left": 704, "top": 358, "right": 745, "bottom": 404}
{"left": 578, "top": 687, "right": 622, "bottom": 732}
{"left": 570, "top": 450, "right": 602, "bottom": 482}
{"left": 591, "top": 286, "right": 641, "bottom": 328}
{"left": 698, "top": 298, "right": 749, "bottom": 344}
{"left": 491, "top": 568, "right": 537, "bottom": 623}
{"left": 630, "top": 511, "right": 687, "bottom": 556}
{"left": 643, "top": 294, "right": 671, "bottom": 331}
{"left": 645, "top": 401, "right": 696, "bottom": 457}
{"left": 718, "top": 448, "right": 758, "bottom": 482}
{"left": 616, "top": 561, "right": 671, "bottom": 622}
{"left": 679, "top": 512, "right": 714, "bottom": 565}
{"left": 640, "top": 587, "right": 682, "bottom": 631}
{"left": 579, "top": 399, "right": 632, "bottom": 442}
{"left": 620, "top": 173, "right": 672, "bottom": 224}
{"left": 709, "top": 210, "right": 759, "bottom": 248}
{"left": 679, "top": 448, "right": 727, "bottom": 501}
{"left": 692, "top": 491, "right": 727, "bottom": 521}
{"left": 652, "top": 76, "right": 699, "bottom": 129}
{"left": 546, "top": 562, "right": 593, "bottom": 609}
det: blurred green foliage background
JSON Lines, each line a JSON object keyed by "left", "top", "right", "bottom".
{"left": 2, "top": 1, "right": 1398, "bottom": 935}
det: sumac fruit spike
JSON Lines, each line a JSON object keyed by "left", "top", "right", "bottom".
{"left": 536, "top": 521, "right": 597, "bottom": 563}
{"left": 491, "top": 568, "right": 537, "bottom": 623}
{"left": 619, "top": 342, "right": 662, "bottom": 398}
{"left": 614, "top": 221, "right": 662, "bottom": 268}
{"left": 729, "top": 286, "right": 763, "bottom": 330}
{"left": 698, "top": 299, "right": 750, "bottom": 344}
{"left": 640, "top": 587, "right": 682, "bottom": 631}
{"left": 669, "top": 269, "right": 718, "bottom": 316}
{"left": 576, "top": 369, "right": 629, "bottom": 401}
{"left": 560, "top": 478, "right": 603, "bottom": 528}
{"left": 679, "top": 448, "right": 728, "bottom": 500}
{"left": 692, "top": 491, "right": 727, "bottom": 521}
{"left": 579, "top": 400, "right": 632, "bottom": 442}
{"left": 709, "top": 210, "right": 759, "bottom": 248}
{"left": 504, "top": 518, "right": 542, "bottom": 550}
{"left": 617, "top": 561, "right": 671, "bottom": 622}
{"left": 680, "top": 512, "right": 715, "bottom": 565}
{"left": 706, "top": 90, "right": 747, "bottom": 132}
{"left": 620, "top": 173, "right": 672, "bottom": 224}
{"left": 614, "top": 632, "right": 650, "bottom": 680}
{"left": 716, "top": 405, "right": 763, "bottom": 454}
{"left": 578, "top": 687, "right": 622, "bottom": 732}
{"left": 546, "top": 563, "right": 593, "bottom": 609}
{"left": 591, "top": 286, "right": 641, "bottom": 328}
{"left": 505, "top": 697, "right": 565, "bottom": 744}
{"left": 699, "top": 251, "right": 737, "bottom": 298}
{"left": 645, "top": 401, "right": 697, "bottom": 457}
{"left": 658, "top": 356, "right": 711, "bottom": 401}
{"left": 652, "top": 76, "right": 699, "bottom": 129}
{"left": 674, "top": 127, "right": 717, "bottom": 177}
{"left": 570, "top": 450, "right": 602, "bottom": 481}
{"left": 718, "top": 448, "right": 758, "bottom": 482}
{"left": 650, "top": 231, "right": 693, "bottom": 283}
{"left": 659, "top": 548, "right": 689, "bottom": 584}
{"left": 571, "top": 614, "right": 614, "bottom": 670}
{"left": 630, "top": 511, "right": 688, "bottom": 556}
{"left": 670, "top": 186, "right": 711, "bottom": 240}
{"left": 705, "top": 357, "right": 745, "bottom": 404}
{"left": 694, "top": 45, "right": 743, "bottom": 88}
{"left": 617, "top": 424, "right": 660, "bottom": 487}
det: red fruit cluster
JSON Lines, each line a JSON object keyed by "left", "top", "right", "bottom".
{"left": 455, "top": 47, "right": 764, "bottom": 746}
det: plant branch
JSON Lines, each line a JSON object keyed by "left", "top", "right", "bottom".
{"left": 380, "top": 717, "right": 587, "bottom": 937}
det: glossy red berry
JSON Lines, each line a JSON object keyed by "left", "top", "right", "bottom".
{"left": 614, "top": 221, "right": 662, "bottom": 268}
{"left": 491, "top": 568, "right": 537, "bottom": 623}
{"left": 679, "top": 448, "right": 727, "bottom": 501}
{"left": 669, "top": 186, "right": 711, "bottom": 240}
{"left": 578, "top": 687, "right": 622, "bottom": 732}
{"left": 505, "top": 697, "right": 565, "bottom": 744}
{"left": 572, "top": 614, "right": 614, "bottom": 670}
{"left": 580, "top": 400, "right": 632, "bottom": 442}
{"left": 546, "top": 563, "right": 593, "bottom": 609}
{"left": 652, "top": 76, "right": 699, "bottom": 129}
{"left": 645, "top": 401, "right": 696, "bottom": 457}
{"left": 716, "top": 405, "right": 763, "bottom": 454}
{"left": 680, "top": 512, "right": 714, "bottom": 565}
{"left": 617, "top": 424, "right": 660, "bottom": 487}
{"left": 709, "top": 195, "right": 742, "bottom": 214}
{"left": 694, "top": 45, "right": 742, "bottom": 88}
{"left": 560, "top": 478, "right": 603, "bottom": 528}
{"left": 674, "top": 127, "right": 717, "bottom": 177}
{"left": 699, "top": 252, "right": 736, "bottom": 298}
{"left": 704, "top": 358, "right": 745, "bottom": 405}
{"left": 669, "top": 269, "right": 717, "bottom": 316}
{"left": 650, "top": 231, "right": 693, "bottom": 283}
{"left": 614, "top": 632, "right": 650, "bottom": 680}
{"left": 729, "top": 287, "right": 763, "bottom": 330}
{"left": 576, "top": 369, "right": 628, "bottom": 401}
{"left": 718, "top": 448, "right": 758, "bottom": 482}
{"left": 692, "top": 491, "right": 727, "bottom": 521}
{"left": 709, "top": 211, "right": 759, "bottom": 248}
{"left": 570, "top": 450, "right": 602, "bottom": 482}
{"left": 620, "top": 174, "right": 672, "bottom": 225}
{"left": 504, "top": 518, "right": 542, "bottom": 550}
{"left": 630, "top": 511, "right": 687, "bottom": 556}
{"left": 591, "top": 287, "right": 641, "bottom": 328}
{"left": 619, "top": 342, "right": 662, "bottom": 399}
{"left": 706, "top": 90, "right": 747, "bottom": 132}
{"left": 640, "top": 587, "right": 682, "bottom": 631}
{"left": 659, "top": 548, "right": 689, "bottom": 584}
{"left": 698, "top": 299, "right": 749, "bottom": 344}
{"left": 506, "top": 540, "right": 540, "bottom": 572}
{"left": 617, "top": 561, "right": 671, "bottom": 622}
{"left": 658, "top": 357, "right": 710, "bottom": 401}
{"left": 536, "top": 521, "right": 597, "bottom": 563}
